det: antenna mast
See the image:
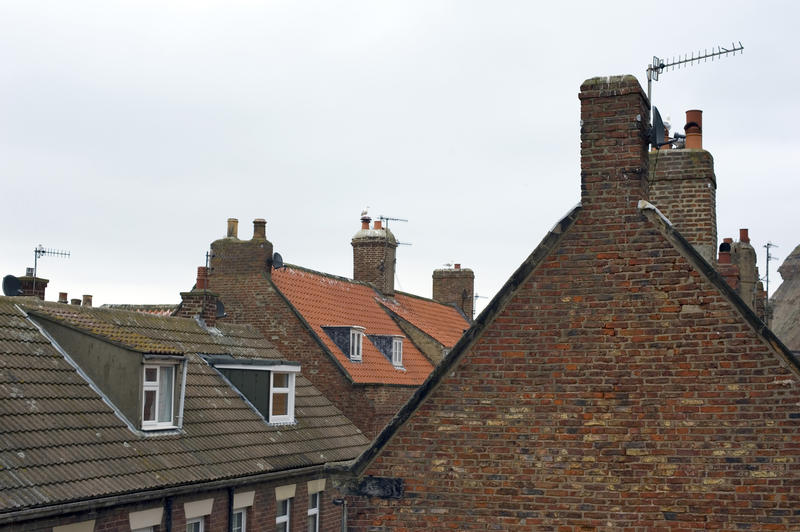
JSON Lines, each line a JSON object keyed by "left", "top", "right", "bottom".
{"left": 647, "top": 41, "right": 744, "bottom": 121}
{"left": 33, "top": 244, "right": 71, "bottom": 294}
{"left": 763, "top": 241, "right": 778, "bottom": 326}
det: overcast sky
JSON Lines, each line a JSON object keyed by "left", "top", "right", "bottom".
{"left": 1, "top": 1, "right": 797, "bottom": 315}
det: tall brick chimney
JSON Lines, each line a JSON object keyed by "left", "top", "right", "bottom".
{"left": 432, "top": 264, "right": 475, "bottom": 320}
{"left": 177, "top": 266, "right": 219, "bottom": 327}
{"left": 352, "top": 214, "right": 397, "bottom": 296}
{"left": 647, "top": 109, "right": 717, "bottom": 265}
{"left": 579, "top": 75, "right": 649, "bottom": 216}
{"left": 209, "top": 218, "right": 274, "bottom": 277}
{"left": 731, "top": 228, "right": 761, "bottom": 312}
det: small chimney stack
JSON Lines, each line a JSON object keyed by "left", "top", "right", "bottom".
{"left": 352, "top": 212, "right": 397, "bottom": 296}
{"left": 58, "top": 292, "right": 68, "bottom": 304}
{"left": 19, "top": 270, "right": 49, "bottom": 300}
{"left": 82, "top": 295, "right": 92, "bottom": 307}
{"left": 177, "top": 265, "right": 219, "bottom": 327}
{"left": 71, "top": 298, "right": 81, "bottom": 305}
{"left": 433, "top": 264, "right": 475, "bottom": 320}
{"left": 227, "top": 218, "right": 239, "bottom": 239}
{"left": 685, "top": 109, "right": 703, "bottom": 150}
{"left": 252, "top": 218, "right": 267, "bottom": 241}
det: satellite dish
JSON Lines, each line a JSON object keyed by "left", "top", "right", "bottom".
{"left": 272, "top": 252, "right": 284, "bottom": 270}
{"left": 650, "top": 106, "right": 666, "bottom": 147}
{"left": 216, "top": 300, "right": 226, "bottom": 318}
{"left": 2, "top": 275, "right": 22, "bottom": 296}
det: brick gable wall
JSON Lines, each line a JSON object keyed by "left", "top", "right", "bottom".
{"left": 343, "top": 76, "right": 800, "bottom": 530}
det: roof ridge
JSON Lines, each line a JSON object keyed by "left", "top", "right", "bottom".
{"left": 282, "top": 263, "right": 377, "bottom": 290}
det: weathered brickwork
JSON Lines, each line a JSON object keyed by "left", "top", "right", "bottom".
{"left": 648, "top": 149, "right": 717, "bottom": 265}
{"left": 205, "top": 223, "right": 414, "bottom": 438}
{"left": 12, "top": 476, "right": 339, "bottom": 532}
{"left": 352, "top": 219, "right": 397, "bottom": 296}
{"left": 432, "top": 266, "right": 474, "bottom": 320}
{"left": 344, "top": 76, "right": 800, "bottom": 530}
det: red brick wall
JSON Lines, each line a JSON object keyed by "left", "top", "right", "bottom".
{"left": 12, "top": 476, "right": 339, "bottom": 531}
{"left": 648, "top": 149, "right": 717, "bottom": 265}
{"left": 352, "top": 232, "right": 397, "bottom": 296}
{"left": 344, "top": 76, "right": 800, "bottom": 530}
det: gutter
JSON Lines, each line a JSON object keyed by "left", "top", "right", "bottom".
{"left": 0, "top": 464, "right": 327, "bottom": 527}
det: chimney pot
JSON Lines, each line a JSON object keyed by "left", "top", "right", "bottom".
{"left": 196, "top": 266, "right": 209, "bottom": 290}
{"left": 724, "top": 237, "right": 734, "bottom": 244}
{"left": 739, "top": 228, "right": 750, "bottom": 243}
{"left": 684, "top": 109, "right": 703, "bottom": 150}
{"left": 70, "top": 298, "right": 81, "bottom": 305}
{"left": 374, "top": 220, "right": 382, "bottom": 230}
{"left": 58, "top": 292, "right": 68, "bottom": 304}
{"left": 227, "top": 218, "right": 239, "bottom": 239}
{"left": 252, "top": 218, "right": 266, "bottom": 240}
{"left": 82, "top": 295, "right": 92, "bottom": 307}
{"left": 361, "top": 216, "right": 371, "bottom": 230}
{"left": 455, "top": 263, "right": 461, "bottom": 270}
{"left": 26, "top": 267, "right": 34, "bottom": 277}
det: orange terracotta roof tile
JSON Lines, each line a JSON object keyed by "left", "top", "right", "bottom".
{"left": 271, "top": 266, "right": 433, "bottom": 385}
{"left": 381, "top": 292, "right": 469, "bottom": 348}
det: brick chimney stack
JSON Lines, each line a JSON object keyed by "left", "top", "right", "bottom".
{"left": 18, "top": 271, "right": 48, "bottom": 300}
{"left": 208, "top": 218, "right": 274, "bottom": 277}
{"left": 579, "top": 75, "right": 650, "bottom": 217}
{"left": 433, "top": 264, "right": 475, "bottom": 320}
{"left": 177, "top": 266, "right": 219, "bottom": 327}
{"left": 82, "top": 295, "right": 93, "bottom": 307}
{"left": 731, "top": 228, "right": 760, "bottom": 312}
{"left": 647, "top": 108, "right": 717, "bottom": 265}
{"left": 352, "top": 214, "right": 398, "bottom": 296}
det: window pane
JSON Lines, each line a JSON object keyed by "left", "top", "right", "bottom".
{"left": 276, "top": 524, "right": 287, "bottom": 532}
{"left": 307, "top": 515, "right": 318, "bottom": 532}
{"left": 273, "top": 372, "right": 288, "bottom": 388}
{"left": 158, "top": 366, "right": 174, "bottom": 422}
{"left": 278, "top": 499, "right": 289, "bottom": 515}
{"left": 145, "top": 367, "right": 158, "bottom": 382}
{"left": 143, "top": 390, "right": 156, "bottom": 421}
{"left": 272, "top": 392, "right": 288, "bottom": 416}
{"left": 308, "top": 492, "right": 318, "bottom": 510}
{"left": 233, "top": 510, "right": 244, "bottom": 532}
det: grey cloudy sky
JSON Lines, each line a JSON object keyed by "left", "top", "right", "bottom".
{"left": 1, "top": 1, "right": 797, "bottom": 315}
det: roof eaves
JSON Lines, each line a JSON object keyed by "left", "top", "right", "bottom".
{"left": 346, "top": 204, "right": 582, "bottom": 477}
{"left": 638, "top": 202, "right": 800, "bottom": 375}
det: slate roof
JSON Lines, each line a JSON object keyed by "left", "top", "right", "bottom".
{"left": 271, "top": 266, "right": 440, "bottom": 386}
{"left": 379, "top": 291, "right": 469, "bottom": 348}
{"left": 0, "top": 297, "right": 368, "bottom": 515}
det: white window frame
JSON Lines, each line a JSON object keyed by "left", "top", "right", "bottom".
{"left": 392, "top": 337, "right": 403, "bottom": 367}
{"left": 349, "top": 327, "right": 364, "bottom": 361}
{"left": 186, "top": 517, "right": 204, "bottom": 532}
{"left": 307, "top": 491, "right": 320, "bottom": 532}
{"left": 132, "top": 528, "right": 153, "bottom": 532}
{"left": 142, "top": 364, "right": 177, "bottom": 430}
{"left": 232, "top": 508, "right": 246, "bottom": 532}
{"left": 269, "top": 371, "right": 296, "bottom": 424}
{"left": 276, "top": 497, "right": 291, "bottom": 531}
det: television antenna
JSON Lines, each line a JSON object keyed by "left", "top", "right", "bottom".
{"left": 33, "top": 244, "right": 70, "bottom": 294}
{"left": 646, "top": 41, "right": 744, "bottom": 122}
{"left": 379, "top": 215, "right": 412, "bottom": 245}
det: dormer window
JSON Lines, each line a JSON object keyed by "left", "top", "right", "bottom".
{"left": 392, "top": 337, "right": 403, "bottom": 367}
{"left": 142, "top": 364, "right": 177, "bottom": 430}
{"left": 204, "top": 355, "right": 300, "bottom": 425}
{"left": 349, "top": 327, "right": 364, "bottom": 361}
{"left": 270, "top": 371, "right": 295, "bottom": 423}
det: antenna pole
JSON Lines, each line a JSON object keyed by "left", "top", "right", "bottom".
{"left": 764, "top": 241, "right": 778, "bottom": 327}
{"left": 32, "top": 244, "right": 71, "bottom": 295}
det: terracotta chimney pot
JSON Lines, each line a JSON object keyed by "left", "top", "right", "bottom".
{"left": 739, "top": 228, "right": 750, "bottom": 243}
{"left": 374, "top": 220, "right": 382, "bottom": 230}
{"left": 58, "top": 292, "right": 68, "bottom": 304}
{"left": 196, "top": 266, "right": 209, "bottom": 290}
{"left": 685, "top": 109, "right": 703, "bottom": 150}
